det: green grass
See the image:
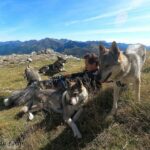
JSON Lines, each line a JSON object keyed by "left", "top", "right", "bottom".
{"left": 0, "top": 55, "right": 150, "bottom": 150}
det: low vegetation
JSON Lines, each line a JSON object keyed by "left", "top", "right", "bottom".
{"left": 0, "top": 53, "right": 150, "bottom": 150}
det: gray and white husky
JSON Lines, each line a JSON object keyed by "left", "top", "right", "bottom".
{"left": 24, "top": 58, "right": 41, "bottom": 86}
{"left": 15, "top": 78, "right": 88, "bottom": 138}
{"left": 98, "top": 41, "right": 146, "bottom": 115}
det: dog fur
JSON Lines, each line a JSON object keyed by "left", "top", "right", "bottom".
{"left": 98, "top": 41, "right": 146, "bottom": 115}
{"left": 16, "top": 78, "right": 88, "bottom": 138}
{"left": 24, "top": 58, "right": 41, "bottom": 86}
{"left": 39, "top": 56, "right": 67, "bottom": 76}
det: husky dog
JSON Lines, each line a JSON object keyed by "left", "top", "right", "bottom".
{"left": 16, "top": 78, "right": 88, "bottom": 138}
{"left": 98, "top": 41, "right": 146, "bottom": 115}
{"left": 39, "top": 56, "right": 67, "bottom": 76}
{"left": 24, "top": 58, "right": 41, "bottom": 86}
{"left": 3, "top": 70, "right": 97, "bottom": 109}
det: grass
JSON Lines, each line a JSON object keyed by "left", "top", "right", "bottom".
{"left": 0, "top": 54, "right": 150, "bottom": 150}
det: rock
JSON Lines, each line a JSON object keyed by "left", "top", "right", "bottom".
{"left": 0, "top": 50, "right": 81, "bottom": 66}
{"left": 31, "top": 51, "right": 36, "bottom": 55}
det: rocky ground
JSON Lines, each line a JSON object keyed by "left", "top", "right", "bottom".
{"left": 0, "top": 49, "right": 80, "bottom": 67}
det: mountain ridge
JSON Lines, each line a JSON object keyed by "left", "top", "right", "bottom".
{"left": 0, "top": 38, "right": 149, "bottom": 56}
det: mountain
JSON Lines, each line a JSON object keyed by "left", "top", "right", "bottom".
{"left": 0, "top": 38, "right": 149, "bottom": 56}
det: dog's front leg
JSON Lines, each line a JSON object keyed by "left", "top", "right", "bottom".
{"left": 111, "top": 83, "right": 120, "bottom": 115}
{"left": 64, "top": 118, "right": 82, "bottom": 139}
{"left": 15, "top": 105, "right": 29, "bottom": 119}
{"left": 28, "top": 103, "right": 44, "bottom": 120}
{"left": 15, "top": 100, "right": 33, "bottom": 119}
{"left": 72, "top": 108, "right": 83, "bottom": 122}
{"left": 30, "top": 103, "right": 44, "bottom": 112}
{"left": 135, "top": 77, "right": 141, "bottom": 102}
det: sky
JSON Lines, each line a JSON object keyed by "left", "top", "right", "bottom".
{"left": 0, "top": 0, "right": 150, "bottom": 45}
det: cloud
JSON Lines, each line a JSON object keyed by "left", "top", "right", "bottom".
{"left": 70, "top": 26, "right": 150, "bottom": 35}
{"left": 65, "top": 9, "right": 129, "bottom": 25}
{"left": 65, "top": 0, "right": 148, "bottom": 26}
{"left": 114, "top": 0, "right": 147, "bottom": 26}
{"left": 65, "top": 20, "right": 81, "bottom": 26}
{"left": 99, "top": 37, "right": 150, "bottom": 45}
{"left": 103, "top": 13, "right": 150, "bottom": 26}
{"left": 115, "top": 11, "right": 128, "bottom": 26}
{"left": 130, "top": 0, "right": 145, "bottom": 8}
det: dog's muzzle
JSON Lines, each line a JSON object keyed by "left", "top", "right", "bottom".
{"left": 71, "top": 97, "right": 79, "bottom": 105}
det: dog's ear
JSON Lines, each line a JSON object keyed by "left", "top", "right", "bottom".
{"left": 99, "top": 45, "right": 106, "bottom": 54}
{"left": 111, "top": 41, "right": 120, "bottom": 55}
{"left": 76, "top": 78, "right": 83, "bottom": 88}
{"left": 57, "top": 56, "right": 61, "bottom": 60}
{"left": 64, "top": 58, "right": 67, "bottom": 62}
{"left": 66, "top": 79, "right": 71, "bottom": 88}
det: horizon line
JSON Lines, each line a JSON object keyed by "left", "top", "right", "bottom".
{"left": 0, "top": 37, "right": 149, "bottom": 46}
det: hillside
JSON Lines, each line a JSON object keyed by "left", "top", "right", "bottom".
{"left": 0, "top": 52, "right": 150, "bottom": 150}
{"left": 1, "top": 38, "right": 149, "bottom": 57}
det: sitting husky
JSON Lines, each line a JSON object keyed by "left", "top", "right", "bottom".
{"left": 24, "top": 58, "right": 41, "bottom": 86}
{"left": 39, "top": 56, "right": 67, "bottom": 76}
{"left": 16, "top": 78, "right": 88, "bottom": 138}
{"left": 98, "top": 41, "right": 146, "bottom": 115}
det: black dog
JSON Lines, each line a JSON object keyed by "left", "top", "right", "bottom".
{"left": 39, "top": 56, "right": 67, "bottom": 76}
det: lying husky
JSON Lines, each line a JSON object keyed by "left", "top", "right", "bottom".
{"left": 16, "top": 78, "right": 88, "bottom": 138}
{"left": 98, "top": 41, "right": 146, "bottom": 115}
{"left": 39, "top": 56, "right": 67, "bottom": 76}
{"left": 24, "top": 58, "right": 41, "bottom": 86}
{"left": 4, "top": 69, "right": 99, "bottom": 108}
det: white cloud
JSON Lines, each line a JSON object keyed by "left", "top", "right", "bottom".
{"left": 65, "top": 20, "right": 80, "bottom": 26}
{"left": 130, "top": 0, "right": 145, "bottom": 8}
{"left": 114, "top": 0, "right": 147, "bottom": 26}
{"left": 102, "top": 37, "right": 150, "bottom": 45}
{"left": 65, "top": 0, "right": 148, "bottom": 26}
{"left": 102, "top": 13, "right": 150, "bottom": 26}
{"left": 115, "top": 11, "right": 128, "bottom": 26}
{"left": 65, "top": 8, "right": 129, "bottom": 25}
{"left": 52, "top": 26, "right": 150, "bottom": 45}
{"left": 70, "top": 26, "right": 150, "bottom": 35}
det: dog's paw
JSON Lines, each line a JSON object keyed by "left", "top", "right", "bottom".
{"left": 76, "top": 133, "right": 82, "bottom": 139}
{"left": 74, "top": 132, "right": 82, "bottom": 139}
{"left": 28, "top": 112, "right": 34, "bottom": 121}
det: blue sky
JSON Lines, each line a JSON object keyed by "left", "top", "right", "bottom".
{"left": 0, "top": 0, "right": 150, "bottom": 45}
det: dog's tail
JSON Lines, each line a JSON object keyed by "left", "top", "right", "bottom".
{"left": 126, "top": 44, "right": 146, "bottom": 67}
{"left": 14, "top": 86, "right": 36, "bottom": 106}
{"left": 3, "top": 84, "right": 36, "bottom": 107}
{"left": 3, "top": 90, "right": 23, "bottom": 107}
